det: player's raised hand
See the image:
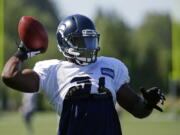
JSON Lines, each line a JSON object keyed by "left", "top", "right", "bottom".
{"left": 140, "top": 87, "right": 166, "bottom": 112}
{"left": 14, "top": 41, "right": 43, "bottom": 61}
{"left": 15, "top": 16, "right": 48, "bottom": 61}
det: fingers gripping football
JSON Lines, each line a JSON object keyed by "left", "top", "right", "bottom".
{"left": 14, "top": 41, "right": 42, "bottom": 61}
{"left": 140, "top": 87, "right": 166, "bottom": 112}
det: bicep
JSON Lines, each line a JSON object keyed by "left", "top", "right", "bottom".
{"left": 2, "top": 57, "right": 39, "bottom": 93}
{"left": 3, "top": 69, "right": 40, "bottom": 93}
{"left": 20, "top": 69, "right": 40, "bottom": 92}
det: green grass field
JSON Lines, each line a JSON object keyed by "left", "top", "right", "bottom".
{"left": 121, "top": 112, "right": 180, "bottom": 135}
{"left": 0, "top": 111, "right": 180, "bottom": 135}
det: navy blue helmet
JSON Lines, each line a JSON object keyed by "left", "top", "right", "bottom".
{"left": 56, "top": 14, "right": 100, "bottom": 65}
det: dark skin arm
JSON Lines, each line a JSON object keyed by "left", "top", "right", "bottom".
{"left": 117, "top": 83, "right": 152, "bottom": 118}
{"left": 1, "top": 56, "right": 39, "bottom": 92}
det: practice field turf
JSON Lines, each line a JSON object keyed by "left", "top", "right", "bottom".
{"left": 121, "top": 112, "right": 180, "bottom": 135}
{"left": 0, "top": 111, "right": 180, "bottom": 135}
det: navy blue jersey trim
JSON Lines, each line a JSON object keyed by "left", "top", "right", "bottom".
{"left": 101, "top": 68, "right": 114, "bottom": 79}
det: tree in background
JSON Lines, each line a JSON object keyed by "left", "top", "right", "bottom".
{"left": 95, "top": 9, "right": 132, "bottom": 64}
{"left": 1, "top": 0, "right": 61, "bottom": 110}
{"left": 131, "top": 13, "right": 171, "bottom": 92}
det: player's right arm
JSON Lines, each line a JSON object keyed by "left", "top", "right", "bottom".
{"left": 1, "top": 43, "right": 41, "bottom": 93}
{"left": 1, "top": 56, "right": 39, "bottom": 92}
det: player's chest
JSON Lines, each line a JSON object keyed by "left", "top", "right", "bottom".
{"left": 56, "top": 66, "right": 115, "bottom": 90}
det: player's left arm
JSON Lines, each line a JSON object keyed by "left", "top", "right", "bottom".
{"left": 116, "top": 83, "right": 165, "bottom": 118}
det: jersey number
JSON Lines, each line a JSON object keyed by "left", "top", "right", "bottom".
{"left": 70, "top": 76, "right": 107, "bottom": 94}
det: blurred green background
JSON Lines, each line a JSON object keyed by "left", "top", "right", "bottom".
{"left": 0, "top": 0, "right": 179, "bottom": 135}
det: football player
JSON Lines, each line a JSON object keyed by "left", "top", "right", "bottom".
{"left": 1, "top": 14, "right": 165, "bottom": 135}
{"left": 19, "top": 93, "right": 37, "bottom": 134}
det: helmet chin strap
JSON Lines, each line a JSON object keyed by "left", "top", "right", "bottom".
{"left": 66, "top": 57, "right": 89, "bottom": 66}
{"left": 75, "top": 59, "right": 89, "bottom": 66}
{"left": 75, "top": 57, "right": 97, "bottom": 66}
{"left": 58, "top": 45, "right": 98, "bottom": 66}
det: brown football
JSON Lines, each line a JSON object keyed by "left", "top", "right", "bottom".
{"left": 18, "top": 16, "right": 48, "bottom": 52}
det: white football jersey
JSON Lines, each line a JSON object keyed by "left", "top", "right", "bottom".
{"left": 33, "top": 56, "right": 130, "bottom": 115}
